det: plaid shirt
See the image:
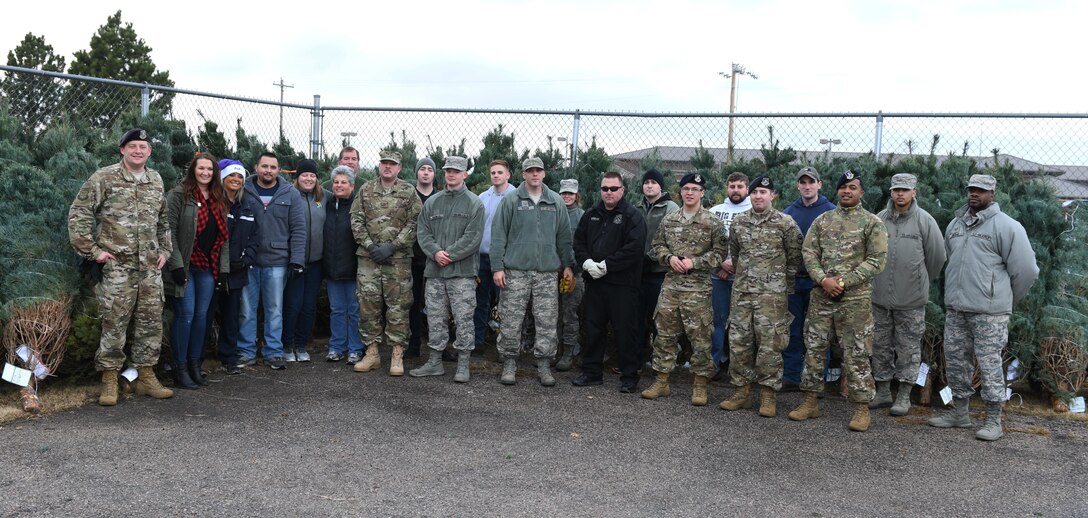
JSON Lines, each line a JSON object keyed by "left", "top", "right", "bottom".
{"left": 188, "top": 191, "right": 228, "bottom": 280}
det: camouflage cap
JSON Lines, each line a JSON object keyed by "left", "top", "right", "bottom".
{"left": 119, "top": 128, "right": 150, "bottom": 147}
{"left": 559, "top": 178, "right": 579, "bottom": 194}
{"left": 522, "top": 157, "right": 545, "bottom": 172}
{"left": 796, "top": 166, "right": 819, "bottom": 182}
{"left": 442, "top": 156, "right": 468, "bottom": 172}
{"left": 967, "top": 174, "right": 997, "bottom": 191}
{"left": 379, "top": 150, "right": 402, "bottom": 164}
{"left": 890, "top": 173, "right": 917, "bottom": 190}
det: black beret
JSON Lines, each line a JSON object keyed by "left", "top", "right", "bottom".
{"left": 679, "top": 172, "right": 706, "bottom": 188}
{"left": 119, "top": 128, "right": 150, "bottom": 148}
{"left": 836, "top": 170, "right": 863, "bottom": 190}
{"left": 749, "top": 175, "right": 774, "bottom": 192}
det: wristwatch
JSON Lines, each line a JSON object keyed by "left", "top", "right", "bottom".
{"left": 837, "top": 278, "right": 845, "bottom": 288}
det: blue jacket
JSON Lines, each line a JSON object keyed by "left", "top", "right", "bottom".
{"left": 244, "top": 176, "right": 307, "bottom": 267}
{"left": 784, "top": 194, "right": 835, "bottom": 278}
{"left": 323, "top": 193, "right": 358, "bottom": 281}
{"left": 225, "top": 192, "right": 262, "bottom": 290}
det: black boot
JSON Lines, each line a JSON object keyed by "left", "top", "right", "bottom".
{"left": 173, "top": 363, "right": 198, "bottom": 389}
{"left": 188, "top": 359, "right": 208, "bottom": 386}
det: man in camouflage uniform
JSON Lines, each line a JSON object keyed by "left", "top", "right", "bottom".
{"left": 490, "top": 157, "right": 574, "bottom": 387}
{"left": 641, "top": 173, "right": 727, "bottom": 406}
{"left": 351, "top": 150, "right": 423, "bottom": 376}
{"left": 408, "top": 156, "right": 484, "bottom": 383}
{"left": 718, "top": 176, "right": 803, "bottom": 417}
{"left": 870, "top": 173, "right": 946, "bottom": 416}
{"left": 929, "top": 174, "right": 1038, "bottom": 441}
{"left": 788, "top": 170, "right": 887, "bottom": 432}
{"left": 68, "top": 128, "right": 174, "bottom": 405}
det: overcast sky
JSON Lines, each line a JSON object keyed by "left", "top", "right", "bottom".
{"left": 5, "top": 0, "right": 1085, "bottom": 114}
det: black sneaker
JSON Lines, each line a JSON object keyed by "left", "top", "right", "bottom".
{"left": 267, "top": 357, "right": 286, "bottom": 370}
{"left": 223, "top": 363, "right": 242, "bottom": 375}
{"left": 620, "top": 381, "right": 639, "bottom": 393}
{"left": 571, "top": 374, "right": 604, "bottom": 387}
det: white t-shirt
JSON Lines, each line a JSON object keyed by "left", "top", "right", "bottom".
{"left": 708, "top": 197, "right": 752, "bottom": 278}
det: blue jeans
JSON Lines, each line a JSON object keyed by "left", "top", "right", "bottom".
{"left": 171, "top": 267, "right": 215, "bottom": 365}
{"left": 474, "top": 254, "right": 499, "bottom": 347}
{"left": 784, "top": 276, "right": 814, "bottom": 384}
{"left": 239, "top": 265, "right": 287, "bottom": 360}
{"left": 327, "top": 278, "right": 364, "bottom": 355}
{"left": 710, "top": 276, "right": 734, "bottom": 367}
{"left": 283, "top": 260, "right": 323, "bottom": 354}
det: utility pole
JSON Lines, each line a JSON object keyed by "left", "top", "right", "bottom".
{"left": 273, "top": 78, "right": 294, "bottom": 142}
{"left": 719, "top": 63, "right": 758, "bottom": 163}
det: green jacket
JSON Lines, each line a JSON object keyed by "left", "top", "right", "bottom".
{"left": 490, "top": 183, "right": 574, "bottom": 272}
{"left": 729, "top": 208, "right": 803, "bottom": 295}
{"left": 163, "top": 186, "right": 230, "bottom": 297}
{"left": 803, "top": 204, "right": 888, "bottom": 302}
{"left": 872, "top": 199, "right": 946, "bottom": 310}
{"left": 351, "top": 178, "right": 422, "bottom": 262}
{"left": 416, "top": 186, "right": 485, "bottom": 279}
{"left": 640, "top": 193, "right": 680, "bottom": 274}
{"left": 651, "top": 208, "right": 727, "bottom": 292}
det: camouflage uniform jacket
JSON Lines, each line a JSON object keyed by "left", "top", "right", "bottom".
{"left": 871, "top": 199, "right": 946, "bottom": 310}
{"left": 416, "top": 186, "right": 485, "bottom": 279}
{"left": 729, "top": 208, "right": 803, "bottom": 295}
{"left": 803, "top": 204, "right": 887, "bottom": 301}
{"left": 351, "top": 178, "right": 422, "bottom": 261}
{"left": 68, "top": 161, "right": 171, "bottom": 271}
{"left": 651, "top": 208, "right": 727, "bottom": 292}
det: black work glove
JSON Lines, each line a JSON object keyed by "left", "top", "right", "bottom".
{"left": 288, "top": 263, "right": 305, "bottom": 280}
{"left": 171, "top": 267, "right": 187, "bottom": 285}
{"left": 370, "top": 243, "right": 396, "bottom": 265}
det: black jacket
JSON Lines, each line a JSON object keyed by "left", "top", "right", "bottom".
{"left": 226, "top": 193, "right": 261, "bottom": 290}
{"left": 573, "top": 197, "right": 646, "bottom": 287}
{"left": 323, "top": 193, "right": 358, "bottom": 281}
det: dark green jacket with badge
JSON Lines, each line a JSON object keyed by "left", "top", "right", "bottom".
{"left": 490, "top": 182, "right": 574, "bottom": 272}
{"left": 651, "top": 208, "right": 727, "bottom": 292}
{"left": 163, "top": 186, "right": 230, "bottom": 297}
{"left": 416, "top": 186, "right": 485, "bottom": 279}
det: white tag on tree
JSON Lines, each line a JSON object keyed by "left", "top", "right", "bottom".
{"left": 2, "top": 363, "right": 32, "bottom": 387}
{"left": 16, "top": 345, "right": 30, "bottom": 362}
{"left": 121, "top": 367, "right": 138, "bottom": 382}
{"left": 1071, "top": 397, "right": 1086, "bottom": 414}
{"left": 915, "top": 363, "right": 929, "bottom": 386}
{"left": 1005, "top": 387, "right": 1013, "bottom": 401}
{"left": 939, "top": 386, "right": 953, "bottom": 405}
{"left": 1006, "top": 359, "right": 1021, "bottom": 381}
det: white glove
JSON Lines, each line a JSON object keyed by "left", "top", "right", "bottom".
{"left": 596, "top": 261, "right": 607, "bottom": 277}
{"left": 589, "top": 260, "right": 607, "bottom": 280}
{"left": 582, "top": 259, "right": 601, "bottom": 278}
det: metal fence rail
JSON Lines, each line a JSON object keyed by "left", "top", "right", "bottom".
{"left": 3, "top": 64, "right": 1087, "bottom": 199}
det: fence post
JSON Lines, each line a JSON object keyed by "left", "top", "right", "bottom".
{"left": 570, "top": 110, "right": 581, "bottom": 174}
{"left": 141, "top": 83, "right": 149, "bottom": 116}
{"left": 874, "top": 110, "right": 883, "bottom": 159}
{"left": 311, "top": 95, "right": 322, "bottom": 158}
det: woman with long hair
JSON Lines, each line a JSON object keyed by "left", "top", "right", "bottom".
{"left": 282, "top": 159, "right": 329, "bottom": 362}
{"left": 214, "top": 158, "right": 260, "bottom": 375}
{"left": 165, "top": 152, "right": 229, "bottom": 389}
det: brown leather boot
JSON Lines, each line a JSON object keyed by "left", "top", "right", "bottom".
{"left": 389, "top": 345, "right": 405, "bottom": 376}
{"left": 758, "top": 386, "right": 776, "bottom": 418}
{"left": 134, "top": 367, "right": 174, "bottom": 399}
{"left": 99, "top": 370, "right": 119, "bottom": 406}
{"left": 691, "top": 375, "right": 709, "bottom": 406}
{"left": 788, "top": 392, "right": 821, "bottom": 421}
{"left": 641, "top": 373, "right": 670, "bottom": 400}
{"left": 849, "top": 403, "right": 871, "bottom": 432}
{"left": 719, "top": 384, "right": 751, "bottom": 411}
{"left": 354, "top": 346, "right": 381, "bottom": 373}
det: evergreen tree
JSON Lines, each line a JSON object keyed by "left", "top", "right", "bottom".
{"left": 471, "top": 124, "right": 526, "bottom": 193}
{"left": 65, "top": 11, "right": 174, "bottom": 129}
{"left": 759, "top": 125, "right": 797, "bottom": 170}
{"left": 571, "top": 136, "right": 614, "bottom": 208}
{"left": 195, "top": 111, "right": 230, "bottom": 159}
{"left": 2, "top": 33, "right": 66, "bottom": 132}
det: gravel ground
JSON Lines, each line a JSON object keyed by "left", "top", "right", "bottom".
{"left": 2, "top": 353, "right": 1086, "bottom": 517}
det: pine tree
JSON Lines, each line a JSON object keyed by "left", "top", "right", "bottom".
{"left": 472, "top": 124, "right": 526, "bottom": 193}
{"left": 2, "top": 33, "right": 66, "bottom": 132}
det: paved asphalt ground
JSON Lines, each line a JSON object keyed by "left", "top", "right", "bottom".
{"left": 2, "top": 352, "right": 1086, "bottom": 517}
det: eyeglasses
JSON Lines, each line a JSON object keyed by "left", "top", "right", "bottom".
{"left": 681, "top": 187, "right": 704, "bottom": 193}
{"left": 600, "top": 186, "right": 623, "bottom": 192}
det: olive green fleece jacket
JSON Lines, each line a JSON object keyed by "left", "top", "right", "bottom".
{"left": 489, "top": 182, "right": 574, "bottom": 272}
{"left": 416, "top": 186, "right": 485, "bottom": 279}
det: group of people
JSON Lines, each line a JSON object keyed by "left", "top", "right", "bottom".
{"left": 68, "top": 127, "right": 1039, "bottom": 441}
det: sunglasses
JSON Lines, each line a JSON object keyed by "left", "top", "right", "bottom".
{"left": 600, "top": 186, "right": 623, "bottom": 192}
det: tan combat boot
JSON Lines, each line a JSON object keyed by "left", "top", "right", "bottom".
{"left": 99, "top": 370, "right": 119, "bottom": 406}
{"left": 788, "top": 392, "right": 821, "bottom": 421}
{"left": 691, "top": 375, "right": 709, "bottom": 406}
{"left": 641, "top": 373, "right": 670, "bottom": 400}
{"left": 719, "top": 384, "right": 751, "bottom": 411}
{"left": 134, "top": 367, "right": 174, "bottom": 399}
{"left": 758, "top": 386, "right": 776, "bottom": 418}
{"left": 354, "top": 346, "right": 381, "bottom": 373}
{"left": 849, "top": 403, "right": 871, "bottom": 432}
{"left": 389, "top": 345, "right": 405, "bottom": 376}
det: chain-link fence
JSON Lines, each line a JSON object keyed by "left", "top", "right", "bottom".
{"left": 4, "top": 64, "right": 1088, "bottom": 200}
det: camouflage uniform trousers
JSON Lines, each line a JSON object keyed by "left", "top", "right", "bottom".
{"left": 498, "top": 270, "right": 559, "bottom": 360}
{"left": 651, "top": 287, "right": 714, "bottom": 378}
{"left": 424, "top": 277, "right": 477, "bottom": 353}
{"left": 944, "top": 308, "right": 1009, "bottom": 403}
{"left": 799, "top": 294, "right": 877, "bottom": 403}
{"left": 520, "top": 277, "right": 584, "bottom": 356}
{"left": 95, "top": 264, "right": 164, "bottom": 371}
{"left": 356, "top": 257, "right": 412, "bottom": 349}
{"left": 728, "top": 292, "right": 793, "bottom": 390}
{"left": 871, "top": 305, "right": 925, "bottom": 383}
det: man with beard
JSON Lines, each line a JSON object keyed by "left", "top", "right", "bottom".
{"left": 708, "top": 172, "right": 752, "bottom": 373}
